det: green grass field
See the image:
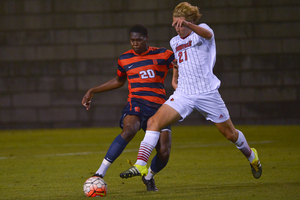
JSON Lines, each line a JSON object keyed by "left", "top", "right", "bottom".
{"left": 1, "top": 125, "right": 300, "bottom": 200}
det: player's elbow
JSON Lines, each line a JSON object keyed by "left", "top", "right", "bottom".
{"left": 205, "top": 32, "right": 213, "bottom": 40}
{"left": 172, "top": 82, "right": 178, "bottom": 90}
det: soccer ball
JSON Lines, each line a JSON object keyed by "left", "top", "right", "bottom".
{"left": 83, "top": 177, "right": 107, "bottom": 197}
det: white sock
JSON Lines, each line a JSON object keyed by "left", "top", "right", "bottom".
{"left": 135, "top": 131, "right": 160, "bottom": 166}
{"left": 235, "top": 130, "right": 255, "bottom": 162}
{"left": 144, "top": 167, "right": 155, "bottom": 180}
{"left": 95, "top": 159, "right": 111, "bottom": 177}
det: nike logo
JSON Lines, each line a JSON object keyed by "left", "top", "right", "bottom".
{"left": 128, "top": 65, "right": 133, "bottom": 68}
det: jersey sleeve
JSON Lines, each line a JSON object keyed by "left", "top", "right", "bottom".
{"left": 165, "top": 49, "right": 175, "bottom": 69}
{"left": 199, "top": 23, "right": 214, "bottom": 41}
{"left": 117, "top": 58, "right": 126, "bottom": 77}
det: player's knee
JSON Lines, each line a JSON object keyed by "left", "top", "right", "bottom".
{"left": 121, "top": 126, "right": 138, "bottom": 142}
{"left": 223, "top": 129, "right": 238, "bottom": 142}
{"left": 147, "top": 116, "right": 159, "bottom": 130}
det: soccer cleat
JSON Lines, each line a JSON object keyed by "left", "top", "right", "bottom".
{"left": 142, "top": 176, "right": 158, "bottom": 191}
{"left": 120, "top": 164, "right": 148, "bottom": 178}
{"left": 250, "top": 148, "right": 262, "bottom": 179}
{"left": 93, "top": 173, "right": 103, "bottom": 178}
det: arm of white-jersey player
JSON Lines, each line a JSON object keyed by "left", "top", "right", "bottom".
{"left": 171, "top": 60, "right": 179, "bottom": 90}
{"left": 172, "top": 18, "right": 212, "bottom": 40}
{"left": 186, "top": 23, "right": 212, "bottom": 39}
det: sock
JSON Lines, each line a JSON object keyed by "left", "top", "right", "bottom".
{"left": 144, "top": 167, "right": 155, "bottom": 180}
{"left": 104, "top": 134, "right": 128, "bottom": 163}
{"left": 150, "top": 154, "right": 168, "bottom": 173}
{"left": 95, "top": 159, "right": 111, "bottom": 177}
{"left": 144, "top": 155, "right": 168, "bottom": 180}
{"left": 135, "top": 131, "right": 160, "bottom": 166}
{"left": 235, "top": 130, "right": 255, "bottom": 162}
{"left": 95, "top": 134, "right": 128, "bottom": 177}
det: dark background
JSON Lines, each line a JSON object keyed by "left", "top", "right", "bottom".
{"left": 1, "top": 0, "right": 299, "bottom": 129}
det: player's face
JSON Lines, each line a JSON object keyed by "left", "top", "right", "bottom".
{"left": 130, "top": 32, "right": 148, "bottom": 54}
{"left": 173, "top": 17, "right": 192, "bottom": 38}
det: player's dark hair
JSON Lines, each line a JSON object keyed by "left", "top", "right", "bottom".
{"left": 129, "top": 24, "right": 148, "bottom": 37}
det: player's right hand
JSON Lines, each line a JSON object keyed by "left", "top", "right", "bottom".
{"left": 172, "top": 17, "right": 190, "bottom": 28}
{"left": 82, "top": 91, "right": 93, "bottom": 110}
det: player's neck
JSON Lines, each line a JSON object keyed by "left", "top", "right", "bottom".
{"left": 180, "top": 31, "right": 192, "bottom": 39}
{"left": 134, "top": 46, "right": 150, "bottom": 55}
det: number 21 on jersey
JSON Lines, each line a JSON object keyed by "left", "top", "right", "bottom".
{"left": 178, "top": 51, "right": 188, "bottom": 63}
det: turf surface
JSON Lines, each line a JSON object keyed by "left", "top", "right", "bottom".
{"left": 0, "top": 125, "right": 299, "bottom": 199}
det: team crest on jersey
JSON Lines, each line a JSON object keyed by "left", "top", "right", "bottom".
{"left": 170, "top": 98, "right": 174, "bottom": 101}
{"left": 134, "top": 107, "right": 140, "bottom": 112}
{"left": 152, "top": 59, "right": 158, "bottom": 65}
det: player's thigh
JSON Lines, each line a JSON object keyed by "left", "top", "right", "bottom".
{"left": 194, "top": 90, "right": 229, "bottom": 123}
{"left": 148, "top": 104, "right": 181, "bottom": 131}
{"left": 165, "top": 91, "right": 194, "bottom": 121}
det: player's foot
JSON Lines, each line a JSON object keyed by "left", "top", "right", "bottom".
{"left": 120, "top": 164, "right": 148, "bottom": 178}
{"left": 250, "top": 148, "right": 262, "bottom": 179}
{"left": 92, "top": 173, "right": 103, "bottom": 178}
{"left": 142, "top": 176, "right": 158, "bottom": 191}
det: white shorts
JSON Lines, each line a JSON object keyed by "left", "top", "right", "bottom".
{"left": 164, "top": 90, "right": 230, "bottom": 123}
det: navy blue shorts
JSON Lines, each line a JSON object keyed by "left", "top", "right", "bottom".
{"left": 119, "top": 101, "right": 171, "bottom": 132}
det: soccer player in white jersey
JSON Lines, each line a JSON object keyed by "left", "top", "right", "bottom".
{"left": 120, "top": 2, "right": 262, "bottom": 182}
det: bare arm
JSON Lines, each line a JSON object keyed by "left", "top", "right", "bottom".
{"left": 172, "top": 18, "right": 212, "bottom": 39}
{"left": 172, "top": 60, "right": 179, "bottom": 90}
{"left": 82, "top": 75, "right": 127, "bottom": 110}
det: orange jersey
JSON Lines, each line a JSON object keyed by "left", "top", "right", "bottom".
{"left": 117, "top": 47, "right": 174, "bottom": 108}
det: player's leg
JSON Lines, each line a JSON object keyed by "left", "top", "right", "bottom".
{"left": 135, "top": 104, "right": 180, "bottom": 166}
{"left": 215, "top": 118, "right": 262, "bottom": 178}
{"left": 215, "top": 119, "right": 257, "bottom": 162}
{"left": 143, "top": 129, "right": 172, "bottom": 191}
{"left": 120, "top": 104, "right": 180, "bottom": 178}
{"left": 120, "top": 91, "right": 193, "bottom": 179}
{"left": 195, "top": 90, "right": 262, "bottom": 178}
{"left": 214, "top": 118, "right": 238, "bottom": 143}
{"left": 195, "top": 90, "right": 254, "bottom": 161}
{"left": 150, "top": 129, "right": 172, "bottom": 175}
{"left": 94, "top": 115, "right": 140, "bottom": 177}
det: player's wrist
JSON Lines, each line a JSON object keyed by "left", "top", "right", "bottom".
{"left": 185, "top": 21, "right": 194, "bottom": 28}
{"left": 88, "top": 88, "right": 96, "bottom": 95}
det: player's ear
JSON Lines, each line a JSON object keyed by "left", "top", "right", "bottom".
{"left": 144, "top": 36, "right": 149, "bottom": 44}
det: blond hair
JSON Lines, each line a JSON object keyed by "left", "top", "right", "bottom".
{"left": 173, "top": 2, "right": 202, "bottom": 23}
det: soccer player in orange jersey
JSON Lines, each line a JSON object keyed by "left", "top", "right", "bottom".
{"left": 82, "top": 24, "right": 175, "bottom": 191}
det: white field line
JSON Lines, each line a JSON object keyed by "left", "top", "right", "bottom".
{"left": 0, "top": 140, "right": 272, "bottom": 160}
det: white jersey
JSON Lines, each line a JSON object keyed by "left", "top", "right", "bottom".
{"left": 170, "top": 23, "right": 220, "bottom": 94}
